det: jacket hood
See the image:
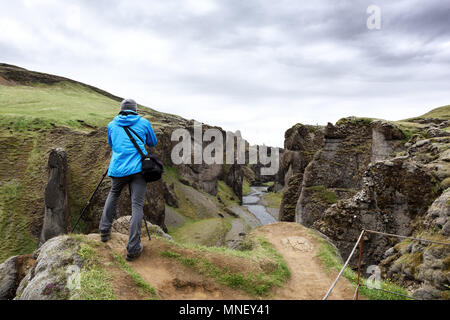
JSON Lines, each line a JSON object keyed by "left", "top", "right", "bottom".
{"left": 113, "top": 112, "right": 141, "bottom": 127}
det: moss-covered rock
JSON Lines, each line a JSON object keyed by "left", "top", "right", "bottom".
{"left": 15, "top": 235, "right": 84, "bottom": 300}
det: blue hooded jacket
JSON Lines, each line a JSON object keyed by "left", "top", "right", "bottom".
{"left": 107, "top": 111, "right": 158, "bottom": 178}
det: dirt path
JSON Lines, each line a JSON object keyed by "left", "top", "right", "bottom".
{"left": 93, "top": 222, "right": 356, "bottom": 300}
{"left": 253, "top": 222, "right": 355, "bottom": 300}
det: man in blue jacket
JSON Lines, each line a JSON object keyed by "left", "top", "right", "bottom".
{"left": 99, "top": 99, "right": 158, "bottom": 261}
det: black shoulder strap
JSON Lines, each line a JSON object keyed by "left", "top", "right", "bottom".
{"left": 127, "top": 126, "right": 145, "bottom": 144}
{"left": 123, "top": 127, "right": 146, "bottom": 158}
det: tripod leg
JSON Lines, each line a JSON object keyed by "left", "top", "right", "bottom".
{"left": 143, "top": 215, "right": 152, "bottom": 241}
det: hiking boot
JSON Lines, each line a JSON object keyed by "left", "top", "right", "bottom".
{"left": 100, "top": 231, "right": 111, "bottom": 243}
{"left": 126, "top": 245, "right": 143, "bottom": 262}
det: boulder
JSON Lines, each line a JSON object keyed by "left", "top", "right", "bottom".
{"left": 0, "top": 255, "right": 35, "bottom": 300}
{"left": 111, "top": 216, "right": 173, "bottom": 241}
{"left": 0, "top": 257, "right": 18, "bottom": 300}
{"left": 426, "top": 127, "right": 450, "bottom": 138}
{"left": 412, "top": 284, "right": 444, "bottom": 300}
{"left": 16, "top": 236, "right": 83, "bottom": 300}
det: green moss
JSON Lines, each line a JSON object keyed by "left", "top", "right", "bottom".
{"left": 394, "top": 240, "right": 411, "bottom": 254}
{"left": 162, "top": 165, "right": 179, "bottom": 182}
{"left": 398, "top": 252, "right": 423, "bottom": 275}
{"left": 306, "top": 185, "right": 338, "bottom": 204}
{"left": 441, "top": 177, "right": 450, "bottom": 190}
{"left": 112, "top": 253, "right": 158, "bottom": 300}
{"left": 401, "top": 128, "right": 414, "bottom": 143}
{"left": 307, "top": 125, "right": 321, "bottom": 133}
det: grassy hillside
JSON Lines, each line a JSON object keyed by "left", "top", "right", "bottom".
{"left": 0, "top": 81, "right": 120, "bottom": 129}
{"left": 409, "top": 104, "right": 450, "bottom": 121}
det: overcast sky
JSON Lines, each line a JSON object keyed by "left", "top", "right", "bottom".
{"left": 1, "top": 0, "right": 449, "bottom": 147}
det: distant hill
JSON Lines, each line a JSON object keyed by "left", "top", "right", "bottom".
{"left": 401, "top": 104, "right": 450, "bottom": 122}
{"left": 415, "top": 104, "right": 450, "bottom": 120}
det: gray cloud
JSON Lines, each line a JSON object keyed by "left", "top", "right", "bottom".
{"left": 0, "top": 0, "right": 449, "bottom": 147}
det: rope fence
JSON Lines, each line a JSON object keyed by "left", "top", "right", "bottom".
{"left": 322, "top": 229, "right": 450, "bottom": 300}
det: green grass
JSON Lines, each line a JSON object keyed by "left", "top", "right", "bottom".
{"left": 162, "top": 165, "right": 210, "bottom": 220}
{"left": 0, "top": 181, "right": 38, "bottom": 262}
{"left": 170, "top": 218, "right": 231, "bottom": 247}
{"left": 217, "top": 180, "right": 240, "bottom": 206}
{"left": 77, "top": 242, "right": 116, "bottom": 300}
{"left": 160, "top": 236, "right": 290, "bottom": 297}
{"left": 262, "top": 191, "right": 283, "bottom": 209}
{"left": 310, "top": 231, "right": 410, "bottom": 300}
{"left": 0, "top": 82, "right": 120, "bottom": 129}
{"left": 112, "top": 253, "right": 158, "bottom": 300}
{"left": 0, "top": 116, "right": 55, "bottom": 132}
{"left": 79, "top": 268, "right": 116, "bottom": 300}
{"left": 306, "top": 185, "right": 338, "bottom": 204}
{"left": 412, "top": 104, "right": 450, "bottom": 120}
{"left": 243, "top": 179, "right": 251, "bottom": 196}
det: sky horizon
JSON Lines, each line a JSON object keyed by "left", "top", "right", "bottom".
{"left": 1, "top": 0, "right": 449, "bottom": 147}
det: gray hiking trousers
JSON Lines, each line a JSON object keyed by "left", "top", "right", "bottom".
{"left": 99, "top": 173, "right": 146, "bottom": 254}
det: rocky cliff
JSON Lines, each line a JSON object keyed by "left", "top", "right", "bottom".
{"left": 279, "top": 124, "right": 324, "bottom": 222}
{"left": 279, "top": 113, "right": 450, "bottom": 299}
